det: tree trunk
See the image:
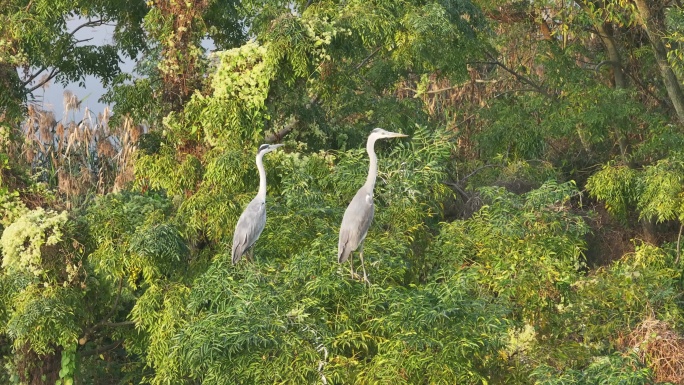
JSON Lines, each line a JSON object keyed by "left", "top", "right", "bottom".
{"left": 595, "top": 22, "right": 632, "bottom": 164}
{"left": 633, "top": 0, "right": 684, "bottom": 124}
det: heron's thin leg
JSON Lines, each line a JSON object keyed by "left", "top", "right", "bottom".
{"left": 359, "top": 243, "right": 369, "bottom": 285}
{"left": 349, "top": 253, "right": 355, "bottom": 279}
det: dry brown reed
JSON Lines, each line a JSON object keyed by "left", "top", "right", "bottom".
{"left": 21, "top": 96, "right": 140, "bottom": 205}
{"left": 620, "top": 317, "right": 684, "bottom": 383}
{"left": 62, "top": 90, "right": 81, "bottom": 118}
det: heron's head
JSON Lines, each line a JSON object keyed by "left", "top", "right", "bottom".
{"left": 369, "top": 128, "right": 408, "bottom": 141}
{"left": 257, "top": 143, "right": 284, "bottom": 156}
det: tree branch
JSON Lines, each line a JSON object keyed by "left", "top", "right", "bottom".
{"left": 472, "top": 53, "right": 554, "bottom": 100}
{"left": 676, "top": 222, "right": 682, "bottom": 264}
{"left": 442, "top": 181, "right": 470, "bottom": 201}
{"left": 264, "top": 116, "right": 300, "bottom": 143}
{"left": 80, "top": 339, "right": 125, "bottom": 357}
{"left": 25, "top": 67, "right": 59, "bottom": 93}
{"left": 21, "top": 18, "right": 106, "bottom": 91}
{"left": 493, "top": 88, "right": 538, "bottom": 99}
{"left": 355, "top": 46, "right": 382, "bottom": 70}
{"left": 100, "top": 321, "right": 136, "bottom": 328}
{"left": 79, "top": 277, "right": 125, "bottom": 344}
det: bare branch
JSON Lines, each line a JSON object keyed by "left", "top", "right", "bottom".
{"left": 264, "top": 117, "right": 300, "bottom": 143}
{"left": 21, "top": 18, "right": 106, "bottom": 91}
{"left": 100, "top": 321, "right": 136, "bottom": 328}
{"left": 26, "top": 67, "right": 59, "bottom": 93}
{"left": 460, "top": 164, "right": 500, "bottom": 184}
{"left": 355, "top": 46, "right": 382, "bottom": 70}
{"left": 80, "top": 339, "right": 125, "bottom": 357}
{"left": 677, "top": 223, "right": 683, "bottom": 264}
{"left": 442, "top": 181, "right": 470, "bottom": 201}
{"left": 471, "top": 54, "right": 554, "bottom": 100}
{"left": 493, "top": 88, "right": 538, "bottom": 99}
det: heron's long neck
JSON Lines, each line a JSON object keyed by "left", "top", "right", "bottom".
{"left": 365, "top": 137, "right": 378, "bottom": 190}
{"left": 256, "top": 153, "right": 267, "bottom": 201}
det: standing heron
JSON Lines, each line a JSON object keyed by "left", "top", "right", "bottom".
{"left": 338, "top": 128, "right": 408, "bottom": 282}
{"left": 232, "top": 143, "right": 283, "bottom": 264}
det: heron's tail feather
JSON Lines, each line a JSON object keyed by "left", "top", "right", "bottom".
{"left": 231, "top": 245, "right": 241, "bottom": 265}
{"left": 338, "top": 244, "right": 349, "bottom": 263}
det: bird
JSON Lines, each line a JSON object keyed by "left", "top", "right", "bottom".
{"left": 338, "top": 128, "right": 408, "bottom": 283}
{"left": 231, "top": 143, "right": 284, "bottom": 264}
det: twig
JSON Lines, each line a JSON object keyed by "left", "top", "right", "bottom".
{"left": 459, "top": 164, "right": 499, "bottom": 183}
{"left": 401, "top": 85, "right": 463, "bottom": 95}
{"left": 300, "top": 324, "right": 328, "bottom": 384}
{"left": 99, "top": 321, "right": 136, "bottom": 328}
{"left": 443, "top": 164, "right": 502, "bottom": 201}
{"left": 493, "top": 88, "right": 538, "bottom": 99}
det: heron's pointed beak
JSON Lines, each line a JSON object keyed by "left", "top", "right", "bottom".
{"left": 389, "top": 132, "right": 408, "bottom": 138}
{"left": 271, "top": 143, "right": 284, "bottom": 149}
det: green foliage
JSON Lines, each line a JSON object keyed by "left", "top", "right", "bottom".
{"left": 85, "top": 192, "right": 173, "bottom": 284}
{"left": 6, "top": 0, "right": 684, "bottom": 383}
{"left": 588, "top": 155, "right": 684, "bottom": 223}
{"left": 564, "top": 243, "right": 682, "bottom": 344}
{"left": 586, "top": 163, "right": 642, "bottom": 222}
{"left": 56, "top": 343, "right": 76, "bottom": 385}
{"left": 146, "top": 258, "right": 509, "bottom": 384}
{"left": 0, "top": 188, "right": 29, "bottom": 228}
{"left": 0, "top": 208, "right": 68, "bottom": 276}
{"left": 638, "top": 157, "right": 684, "bottom": 223}
{"left": 431, "top": 180, "right": 589, "bottom": 324}
{"left": 476, "top": 80, "right": 656, "bottom": 166}
{"left": 5, "top": 285, "right": 82, "bottom": 354}
{"left": 530, "top": 353, "right": 653, "bottom": 385}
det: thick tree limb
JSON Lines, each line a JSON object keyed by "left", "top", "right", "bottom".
{"left": 633, "top": 0, "right": 684, "bottom": 124}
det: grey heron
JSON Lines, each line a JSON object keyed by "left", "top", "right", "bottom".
{"left": 338, "top": 128, "right": 408, "bottom": 282}
{"left": 232, "top": 143, "right": 283, "bottom": 264}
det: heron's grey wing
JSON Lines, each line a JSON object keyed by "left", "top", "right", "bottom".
{"left": 338, "top": 187, "right": 375, "bottom": 263}
{"left": 231, "top": 198, "right": 267, "bottom": 264}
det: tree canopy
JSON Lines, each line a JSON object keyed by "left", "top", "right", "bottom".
{"left": 2, "top": 0, "right": 684, "bottom": 384}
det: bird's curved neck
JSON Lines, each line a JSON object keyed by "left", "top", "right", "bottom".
{"left": 256, "top": 152, "right": 267, "bottom": 200}
{"left": 365, "top": 137, "right": 378, "bottom": 190}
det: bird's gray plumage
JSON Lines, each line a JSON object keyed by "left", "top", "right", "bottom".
{"left": 338, "top": 128, "right": 407, "bottom": 281}
{"left": 231, "top": 143, "right": 283, "bottom": 264}
{"left": 338, "top": 187, "right": 374, "bottom": 263}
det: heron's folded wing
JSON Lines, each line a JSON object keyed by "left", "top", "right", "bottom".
{"left": 232, "top": 199, "right": 266, "bottom": 263}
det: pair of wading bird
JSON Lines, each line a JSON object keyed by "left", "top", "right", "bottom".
{"left": 231, "top": 128, "right": 408, "bottom": 283}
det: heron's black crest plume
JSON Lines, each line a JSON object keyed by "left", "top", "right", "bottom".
{"left": 258, "top": 144, "right": 269, "bottom": 153}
